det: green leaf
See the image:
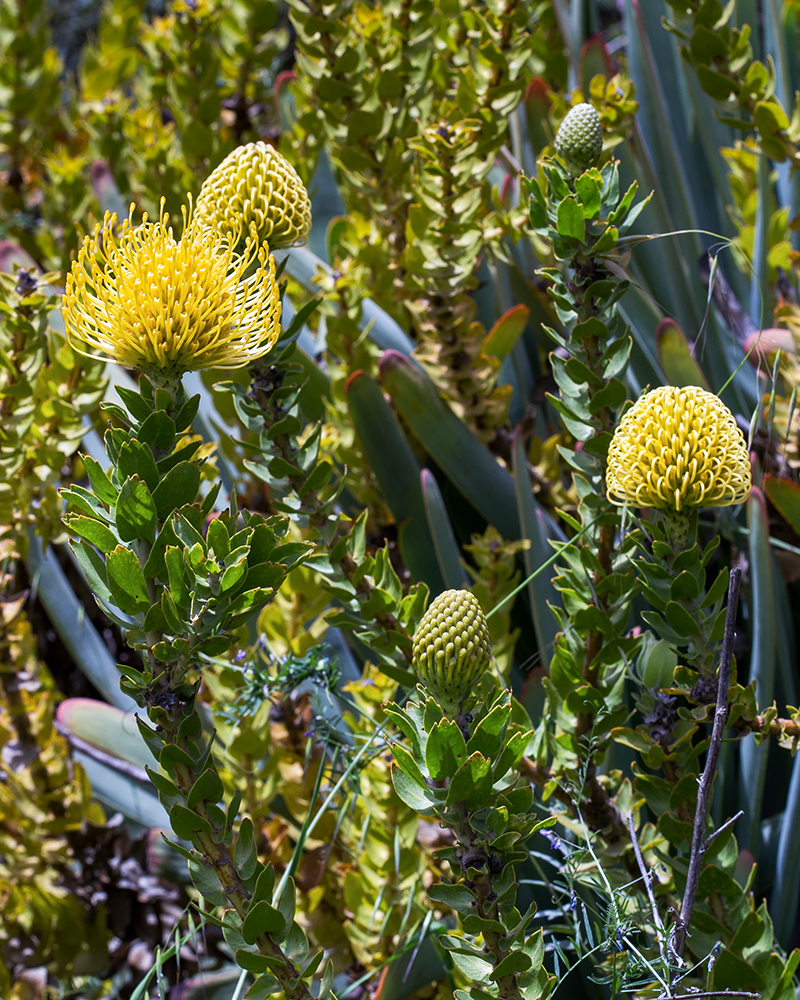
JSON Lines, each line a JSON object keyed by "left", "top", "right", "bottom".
{"left": 696, "top": 64, "right": 738, "bottom": 100}
{"left": 235, "top": 949, "right": 282, "bottom": 976}
{"left": 446, "top": 752, "right": 493, "bottom": 810}
{"left": 427, "top": 882, "right": 476, "bottom": 915}
{"left": 588, "top": 377, "right": 627, "bottom": 413}
{"left": 116, "top": 475, "right": 158, "bottom": 543}
{"left": 58, "top": 697, "right": 153, "bottom": 769}
{"left": 276, "top": 877, "right": 296, "bottom": 929}
{"left": 221, "top": 551, "right": 249, "bottom": 593}
{"left": 591, "top": 225, "right": 618, "bottom": 255}
{"left": 106, "top": 545, "right": 150, "bottom": 615}
{"left": 391, "top": 764, "right": 437, "bottom": 814}
{"left": 152, "top": 462, "right": 202, "bottom": 520}
{"left": 160, "top": 590, "right": 184, "bottom": 634}
{"left": 755, "top": 98, "right": 789, "bottom": 134}
{"left": 482, "top": 305, "right": 529, "bottom": 362}
{"left": 346, "top": 370, "right": 443, "bottom": 591}
{"left": 740, "top": 489, "right": 775, "bottom": 856}
{"left": 243, "top": 973, "right": 283, "bottom": 999}
{"left": 640, "top": 610, "right": 685, "bottom": 646}
{"left": 664, "top": 600, "right": 700, "bottom": 638}
{"left": 137, "top": 410, "right": 176, "bottom": 450}
{"left": 117, "top": 439, "right": 159, "bottom": 492}
{"left": 188, "top": 857, "right": 226, "bottom": 906}
{"left": 556, "top": 196, "right": 585, "bottom": 242}
{"left": 186, "top": 768, "right": 224, "bottom": 809}
{"left": 226, "top": 587, "right": 276, "bottom": 622}
{"left": 157, "top": 439, "right": 202, "bottom": 475}
{"left": 235, "top": 818, "right": 259, "bottom": 879}
{"left": 670, "top": 570, "right": 702, "bottom": 602}
{"left": 252, "top": 864, "right": 275, "bottom": 904}
{"left": 82, "top": 455, "right": 119, "bottom": 504}
{"left": 640, "top": 638, "right": 678, "bottom": 689}
{"left": 656, "top": 319, "right": 710, "bottom": 389}
{"left": 207, "top": 517, "right": 230, "bottom": 559}
{"left": 711, "top": 950, "right": 766, "bottom": 992}
{"left": 574, "top": 171, "right": 601, "bottom": 218}
{"left": 608, "top": 179, "right": 639, "bottom": 224}
{"left": 491, "top": 952, "right": 532, "bottom": 979}
{"left": 60, "top": 485, "right": 113, "bottom": 522}
{"left": 165, "top": 545, "right": 190, "bottom": 608}
{"left": 175, "top": 393, "right": 201, "bottom": 432}
{"left": 391, "top": 741, "right": 429, "bottom": 787}
{"left": 171, "top": 510, "right": 206, "bottom": 550}
{"left": 65, "top": 514, "right": 120, "bottom": 554}
{"left": 602, "top": 335, "right": 633, "bottom": 380}
{"left": 170, "top": 802, "right": 213, "bottom": 840}
{"left": 526, "top": 175, "right": 548, "bottom": 230}
{"left": 425, "top": 719, "right": 468, "bottom": 782}
{"left": 242, "top": 901, "right": 287, "bottom": 944}
{"left": 764, "top": 475, "right": 800, "bottom": 536}
{"left": 380, "top": 353, "right": 521, "bottom": 539}
{"left": 420, "top": 469, "right": 468, "bottom": 589}
{"left": 146, "top": 767, "right": 180, "bottom": 800}
{"left": 115, "top": 385, "right": 153, "bottom": 423}
{"left": 449, "top": 949, "right": 493, "bottom": 983}
{"left": 700, "top": 567, "right": 729, "bottom": 609}
{"left": 467, "top": 702, "right": 511, "bottom": 759}
{"left": 70, "top": 539, "right": 112, "bottom": 603}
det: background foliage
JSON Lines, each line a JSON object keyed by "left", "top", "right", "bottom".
{"left": 3, "top": 0, "right": 800, "bottom": 998}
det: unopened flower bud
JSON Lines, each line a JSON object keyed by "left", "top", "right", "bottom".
{"left": 554, "top": 103, "right": 602, "bottom": 175}
{"left": 412, "top": 590, "right": 492, "bottom": 714}
{"left": 195, "top": 141, "right": 311, "bottom": 250}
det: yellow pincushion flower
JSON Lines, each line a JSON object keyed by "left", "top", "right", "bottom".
{"left": 63, "top": 201, "right": 281, "bottom": 380}
{"left": 194, "top": 141, "right": 311, "bottom": 250}
{"left": 606, "top": 385, "right": 751, "bottom": 512}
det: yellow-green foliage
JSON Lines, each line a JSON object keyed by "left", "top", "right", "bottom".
{"left": 463, "top": 525, "right": 529, "bottom": 673}
{"left": 1, "top": 0, "right": 291, "bottom": 271}
{"left": 206, "top": 653, "right": 435, "bottom": 975}
{"left": 287, "top": 0, "right": 563, "bottom": 439}
{"left": 338, "top": 667, "right": 432, "bottom": 967}
{"left": 3, "top": 1, "right": 800, "bottom": 996}
{"left": 312, "top": 256, "right": 389, "bottom": 515}
{"left": 721, "top": 139, "right": 793, "bottom": 278}
{"left": 0, "top": 0, "right": 64, "bottom": 261}
{"left": 0, "top": 269, "right": 106, "bottom": 559}
{"left": 0, "top": 598, "right": 108, "bottom": 989}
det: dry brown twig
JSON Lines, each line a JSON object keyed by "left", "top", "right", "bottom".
{"left": 669, "top": 568, "right": 743, "bottom": 969}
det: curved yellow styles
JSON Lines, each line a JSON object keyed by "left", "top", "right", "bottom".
{"left": 194, "top": 141, "right": 311, "bottom": 251}
{"left": 63, "top": 201, "right": 281, "bottom": 380}
{"left": 606, "top": 385, "right": 752, "bottom": 512}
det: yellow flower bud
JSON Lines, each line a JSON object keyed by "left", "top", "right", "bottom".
{"left": 195, "top": 141, "right": 311, "bottom": 250}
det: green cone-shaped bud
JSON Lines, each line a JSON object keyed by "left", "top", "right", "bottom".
{"left": 412, "top": 590, "right": 493, "bottom": 714}
{"left": 554, "top": 103, "right": 602, "bottom": 175}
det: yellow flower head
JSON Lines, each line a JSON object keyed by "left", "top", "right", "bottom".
{"left": 63, "top": 201, "right": 281, "bottom": 380}
{"left": 194, "top": 141, "right": 311, "bottom": 250}
{"left": 606, "top": 385, "right": 751, "bottom": 512}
